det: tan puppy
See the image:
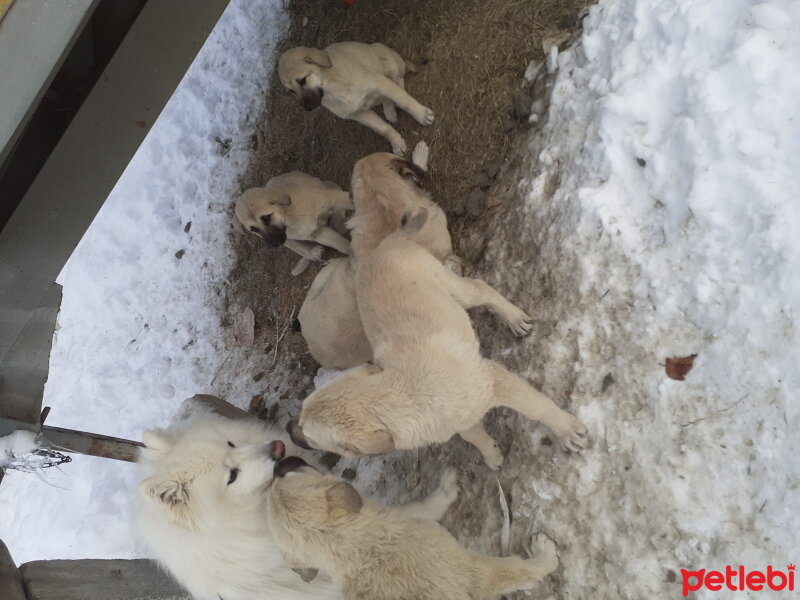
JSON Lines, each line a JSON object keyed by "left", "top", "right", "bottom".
{"left": 288, "top": 208, "right": 588, "bottom": 469}
{"left": 235, "top": 172, "right": 352, "bottom": 276}
{"left": 278, "top": 42, "right": 434, "bottom": 155}
{"left": 267, "top": 457, "right": 559, "bottom": 600}
{"left": 297, "top": 145, "right": 460, "bottom": 368}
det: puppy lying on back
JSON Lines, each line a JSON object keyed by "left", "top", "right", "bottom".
{"left": 298, "top": 144, "right": 461, "bottom": 368}
{"left": 235, "top": 171, "right": 352, "bottom": 276}
{"left": 267, "top": 456, "right": 559, "bottom": 600}
{"left": 278, "top": 42, "right": 434, "bottom": 155}
{"left": 289, "top": 208, "right": 588, "bottom": 469}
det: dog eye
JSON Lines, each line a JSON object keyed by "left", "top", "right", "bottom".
{"left": 297, "top": 76, "right": 307, "bottom": 86}
{"left": 227, "top": 441, "right": 235, "bottom": 448}
{"left": 249, "top": 226, "right": 259, "bottom": 233}
{"left": 228, "top": 468, "right": 239, "bottom": 485}
{"left": 260, "top": 214, "right": 271, "bottom": 225}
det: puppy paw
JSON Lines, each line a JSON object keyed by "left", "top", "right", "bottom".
{"left": 414, "top": 105, "right": 435, "bottom": 126}
{"left": 391, "top": 138, "right": 408, "bottom": 156}
{"left": 411, "top": 141, "right": 430, "bottom": 171}
{"left": 307, "top": 245, "right": 324, "bottom": 261}
{"left": 552, "top": 414, "right": 589, "bottom": 453}
{"left": 505, "top": 306, "right": 533, "bottom": 337}
{"left": 483, "top": 443, "right": 505, "bottom": 471}
{"left": 290, "top": 258, "right": 311, "bottom": 276}
{"left": 384, "top": 103, "right": 398, "bottom": 123}
{"left": 531, "top": 534, "right": 559, "bottom": 574}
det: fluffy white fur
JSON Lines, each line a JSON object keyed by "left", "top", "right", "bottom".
{"left": 135, "top": 411, "right": 458, "bottom": 600}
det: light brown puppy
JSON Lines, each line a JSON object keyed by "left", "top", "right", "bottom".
{"left": 267, "top": 457, "right": 559, "bottom": 600}
{"left": 297, "top": 145, "right": 461, "bottom": 368}
{"left": 278, "top": 42, "right": 433, "bottom": 155}
{"left": 235, "top": 172, "right": 352, "bottom": 276}
{"left": 288, "top": 208, "right": 588, "bottom": 469}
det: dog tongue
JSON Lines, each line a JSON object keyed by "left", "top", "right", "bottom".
{"left": 272, "top": 440, "right": 285, "bottom": 460}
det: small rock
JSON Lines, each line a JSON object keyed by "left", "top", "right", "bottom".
{"left": 512, "top": 92, "right": 533, "bottom": 119}
{"left": 502, "top": 118, "right": 517, "bottom": 133}
{"left": 474, "top": 172, "right": 493, "bottom": 189}
{"left": 665, "top": 569, "right": 676, "bottom": 583}
{"left": 530, "top": 99, "right": 545, "bottom": 116}
{"left": 484, "top": 160, "right": 502, "bottom": 179}
{"left": 248, "top": 395, "right": 263, "bottom": 414}
{"left": 253, "top": 371, "right": 265, "bottom": 382}
{"left": 541, "top": 436, "right": 553, "bottom": 446}
{"left": 466, "top": 189, "right": 487, "bottom": 218}
{"left": 175, "top": 249, "right": 185, "bottom": 259}
{"left": 451, "top": 196, "right": 467, "bottom": 217}
{"left": 319, "top": 452, "right": 341, "bottom": 470}
{"left": 601, "top": 373, "right": 615, "bottom": 393}
{"left": 184, "top": 221, "right": 192, "bottom": 233}
{"left": 636, "top": 157, "right": 647, "bottom": 167}
{"left": 341, "top": 468, "right": 357, "bottom": 481}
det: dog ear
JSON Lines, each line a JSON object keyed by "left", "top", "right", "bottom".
{"left": 304, "top": 48, "right": 332, "bottom": 68}
{"left": 391, "top": 158, "right": 427, "bottom": 188}
{"left": 269, "top": 191, "right": 292, "bottom": 207}
{"left": 325, "top": 481, "right": 363, "bottom": 519}
{"left": 139, "top": 476, "right": 196, "bottom": 529}
{"left": 142, "top": 430, "right": 172, "bottom": 453}
{"left": 356, "top": 428, "right": 395, "bottom": 455}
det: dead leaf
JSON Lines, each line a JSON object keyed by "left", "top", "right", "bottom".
{"left": 232, "top": 307, "right": 255, "bottom": 346}
{"left": 134, "top": 120, "right": 147, "bottom": 129}
{"left": 665, "top": 354, "right": 697, "bottom": 381}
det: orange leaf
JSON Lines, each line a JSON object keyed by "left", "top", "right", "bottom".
{"left": 665, "top": 354, "right": 697, "bottom": 381}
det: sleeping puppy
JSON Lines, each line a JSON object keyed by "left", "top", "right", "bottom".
{"left": 235, "top": 171, "right": 353, "bottom": 276}
{"left": 267, "top": 457, "right": 559, "bottom": 600}
{"left": 288, "top": 208, "right": 589, "bottom": 469}
{"left": 278, "top": 42, "right": 434, "bottom": 155}
{"left": 297, "top": 144, "right": 461, "bottom": 368}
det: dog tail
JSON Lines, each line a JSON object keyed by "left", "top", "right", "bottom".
{"left": 400, "top": 207, "right": 429, "bottom": 237}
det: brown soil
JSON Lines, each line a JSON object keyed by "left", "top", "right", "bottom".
{"left": 223, "top": 0, "right": 589, "bottom": 396}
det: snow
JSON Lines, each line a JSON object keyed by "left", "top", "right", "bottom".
{"left": 1, "top": 0, "right": 798, "bottom": 597}
{"left": 0, "top": 0, "right": 288, "bottom": 563}
{"left": 464, "top": 0, "right": 799, "bottom": 596}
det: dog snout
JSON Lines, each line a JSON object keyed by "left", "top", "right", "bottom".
{"left": 267, "top": 440, "right": 286, "bottom": 461}
{"left": 286, "top": 417, "right": 312, "bottom": 450}
{"left": 273, "top": 456, "right": 309, "bottom": 478}
{"left": 260, "top": 225, "right": 287, "bottom": 248}
{"left": 300, "top": 88, "right": 323, "bottom": 111}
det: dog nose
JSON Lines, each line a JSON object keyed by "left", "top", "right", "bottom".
{"left": 268, "top": 440, "right": 285, "bottom": 461}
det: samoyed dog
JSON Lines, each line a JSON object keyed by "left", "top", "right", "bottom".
{"left": 135, "top": 410, "right": 459, "bottom": 600}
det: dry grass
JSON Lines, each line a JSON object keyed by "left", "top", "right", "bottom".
{"left": 225, "top": 0, "right": 589, "bottom": 365}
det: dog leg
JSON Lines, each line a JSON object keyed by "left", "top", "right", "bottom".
{"left": 394, "top": 468, "right": 459, "bottom": 521}
{"left": 478, "top": 534, "right": 558, "bottom": 596}
{"left": 313, "top": 226, "right": 352, "bottom": 255}
{"left": 411, "top": 141, "right": 430, "bottom": 171}
{"left": 486, "top": 361, "right": 588, "bottom": 452}
{"left": 382, "top": 100, "right": 398, "bottom": 123}
{"left": 376, "top": 79, "right": 434, "bottom": 126}
{"left": 458, "top": 422, "right": 504, "bottom": 470}
{"left": 350, "top": 109, "right": 407, "bottom": 155}
{"left": 438, "top": 270, "right": 532, "bottom": 336}
{"left": 284, "top": 239, "right": 324, "bottom": 261}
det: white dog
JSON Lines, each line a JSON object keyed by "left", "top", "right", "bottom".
{"left": 278, "top": 42, "right": 434, "bottom": 155}
{"left": 135, "top": 411, "right": 458, "bottom": 600}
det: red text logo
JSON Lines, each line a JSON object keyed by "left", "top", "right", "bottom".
{"left": 681, "top": 565, "right": 795, "bottom": 596}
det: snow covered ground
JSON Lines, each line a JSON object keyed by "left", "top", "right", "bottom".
{"left": 2, "top": 0, "right": 798, "bottom": 598}
{"left": 451, "top": 0, "right": 799, "bottom": 597}
{"left": 0, "top": 0, "right": 288, "bottom": 563}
